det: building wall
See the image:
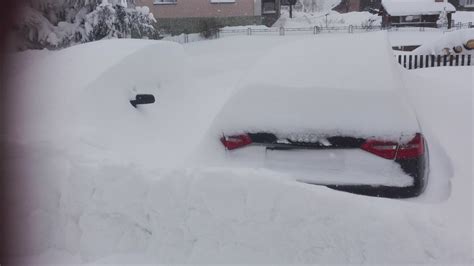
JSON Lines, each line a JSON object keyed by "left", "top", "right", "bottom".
{"left": 136, "top": 0, "right": 258, "bottom": 18}
{"left": 382, "top": 13, "right": 454, "bottom": 28}
{"left": 459, "top": 0, "right": 474, "bottom": 8}
{"left": 157, "top": 16, "right": 262, "bottom": 35}
{"left": 333, "top": 0, "right": 361, "bottom": 13}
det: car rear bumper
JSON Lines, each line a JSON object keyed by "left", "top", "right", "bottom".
{"left": 327, "top": 152, "right": 429, "bottom": 198}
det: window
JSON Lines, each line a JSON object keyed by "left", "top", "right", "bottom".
{"left": 153, "top": 0, "right": 177, "bottom": 4}
{"left": 263, "top": 0, "right": 276, "bottom": 14}
{"left": 403, "top": 15, "right": 421, "bottom": 22}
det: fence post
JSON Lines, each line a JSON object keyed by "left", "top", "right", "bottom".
{"left": 313, "top": 26, "right": 320, "bottom": 34}
{"left": 425, "top": 55, "right": 429, "bottom": 68}
{"left": 403, "top": 55, "right": 407, "bottom": 68}
{"left": 432, "top": 55, "right": 436, "bottom": 67}
{"left": 247, "top": 27, "right": 252, "bottom": 36}
{"left": 419, "top": 55, "right": 423, "bottom": 69}
{"left": 398, "top": 55, "right": 402, "bottom": 65}
{"left": 409, "top": 55, "right": 412, "bottom": 70}
{"left": 461, "top": 54, "right": 465, "bottom": 66}
{"left": 348, "top": 25, "right": 353, "bottom": 33}
{"left": 414, "top": 55, "right": 418, "bottom": 69}
{"left": 455, "top": 55, "right": 459, "bottom": 66}
{"left": 468, "top": 55, "right": 472, "bottom": 66}
{"left": 469, "top": 22, "right": 473, "bottom": 28}
{"left": 443, "top": 55, "right": 448, "bottom": 66}
{"left": 437, "top": 55, "right": 441, "bottom": 66}
{"left": 279, "top": 26, "right": 285, "bottom": 36}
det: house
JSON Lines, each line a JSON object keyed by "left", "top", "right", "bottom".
{"left": 459, "top": 0, "right": 474, "bottom": 10}
{"left": 379, "top": 0, "right": 456, "bottom": 28}
{"left": 333, "top": 0, "right": 381, "bottom": 13}
{"left": 135, "top": 0, "right": 282, "bottom": 35}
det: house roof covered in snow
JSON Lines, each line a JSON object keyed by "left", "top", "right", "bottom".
{"left": 382, "top": 0, "right": 456, "bottom": 16}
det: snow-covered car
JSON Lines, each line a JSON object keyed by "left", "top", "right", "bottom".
{"left": 214, "top": 33, "right": 429, "bottom": 198}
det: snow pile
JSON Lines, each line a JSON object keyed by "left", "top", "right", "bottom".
{"left": 3, "top": 33, "right": 471, "bottom": 263}
{"left": 6, "top": 149, "right": 456, "bottom": 263}
{"left": 6, "top": 39, "right": 191, "bottom": 167}
{"left": 412, "top": 28, "right": 474, "bottom": 56}
{"left": 381, "top": 0, "right": 456, "bottom": 16}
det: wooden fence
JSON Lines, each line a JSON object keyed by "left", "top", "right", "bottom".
{"left": 397, "top": 54, "right": 473, "bottom": 69}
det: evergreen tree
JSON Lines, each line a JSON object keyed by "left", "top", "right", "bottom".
{"left": 12, "top": 0, "right": 159, "bottom": 50}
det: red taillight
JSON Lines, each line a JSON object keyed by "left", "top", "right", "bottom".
{"left": 220, "top": 134, "right": 252, "bottom": 150}
{"left": 361, "top": 139, "right": 398, "bottom": 159}
{"left": 396, "top": 133, "right": 424, "bottom": 159}
{"left": 361, "top": 133, "right": 424, "bottom": 160}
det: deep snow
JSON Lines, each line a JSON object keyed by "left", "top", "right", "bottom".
{"left": 210, "top": 33, "right": 419, "bottom": 140}
{"left": 412, "top": 28, "right": 474, "bottom": 56}
{"left": 3, "top": 32, "right": 473, "bottom": 263}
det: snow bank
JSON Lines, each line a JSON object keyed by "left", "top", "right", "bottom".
{"left": 7, "top": 39, "right": 191, "bottom": 167}
{"left": 388, "top": 28, "right": 450, "bottom": 47}
{"left": 412, "top": 28, "right": 474, "bottom": 56}
{"left": 5, "top": 142, "right": 463, "bottom": 263}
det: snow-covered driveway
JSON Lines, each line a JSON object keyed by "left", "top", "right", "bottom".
{"left": 4, "top": 33, "right": 473, "bottom": 264}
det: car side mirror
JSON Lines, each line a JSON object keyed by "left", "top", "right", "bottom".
{"left": 130, "top": 94, "right": 155, "bottom": 108}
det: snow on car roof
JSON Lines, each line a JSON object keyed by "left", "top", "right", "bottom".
{"left": 242, "top": 32, "right": 403, "bottom": 92}
{"left": 382, "top": 0, "right": 456, "bottom": 16}
{"left": 214, "top": 32, "right": 420, "bottom": 140}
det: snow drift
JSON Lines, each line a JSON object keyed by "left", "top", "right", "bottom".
{"left": 412, "top": 28, "right": 474, "bottom": 56}
{"left": 3, "top": 32, "right": 470, "bottom": 263}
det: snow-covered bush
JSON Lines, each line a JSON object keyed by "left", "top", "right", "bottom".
{"left": 361, "top": 18, "right": 377, "bottom": 30}
{"left": 198, "top": 18, "right": 222, "bottom": 39}
{"left": 12, "top": 0, "right": 159, "bottom": 50}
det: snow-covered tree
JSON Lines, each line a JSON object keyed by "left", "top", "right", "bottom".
{"left": 437, "top": 0, "right": 449, "bottom": 28}
{"left": 12, "top": 0, "right": 159, "bottom": 50}
{"left": 299, "top": 0, "right": 321, "bottom": 13}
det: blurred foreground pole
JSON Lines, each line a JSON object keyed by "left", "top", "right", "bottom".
{"left": 0, "top": 0, "right": 24, "bottom": 265}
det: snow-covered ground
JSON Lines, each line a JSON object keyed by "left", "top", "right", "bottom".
{"left": 3, "top": 32, "right": 473, "bottom": 263}
{"left": 453, "top": 11, "right": 474, "bottom": 24}
{"left": 412, "top": 28, "right": 474, "bottom": 56}
{"left": 273, "top": 10, "right": 381, "bottom": 28}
